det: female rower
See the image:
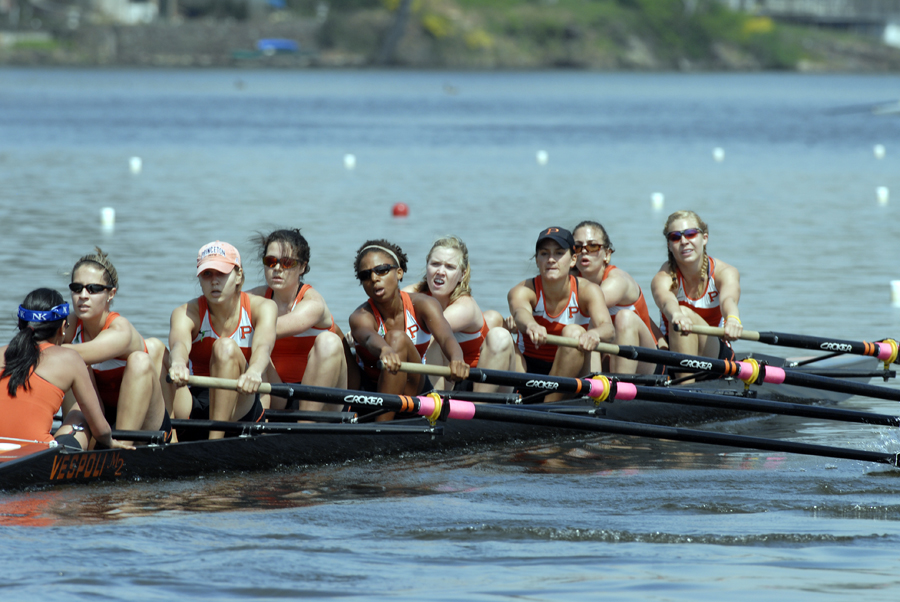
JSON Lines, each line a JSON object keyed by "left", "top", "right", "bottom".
{"left": 168, "top": 241, "right": 277, "bottom": 439}
{"left": 247, "top": 229, "right": 348, "bottom": 411}
{"left": 0, "top": 288, "right": 132, "bottom": 451}
{"left": 405, "top": 235, "right": 493, "bottom": 390}
{"left": 650, "top": 210, "right": 742, "bottom": 374}
{"left": 63, "top": 249, "right": 171, "bottom": 443}
{"left": 349, "top": 239, "right": 468, "bottom": 418}
{"left": 478, "top": 227, "right": 615, "bottom": 401}
{"left": 571, "top": 220, "right": 659, "bottom": 374}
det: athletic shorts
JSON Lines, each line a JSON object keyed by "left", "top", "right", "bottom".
{"left": 524, "top": 355, "right": 553, "bottom": 376}
{"left": 54, "top": 433, "right": 82, "bottom": 451}
{"left": 188, "top": 387, "right": 265, "bottom": 422}
{"left": 104, "top": 404, "right": 174, "bottom": 443}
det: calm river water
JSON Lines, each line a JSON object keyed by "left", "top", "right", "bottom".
{"left": 1, "top": 68, "right": 900, "bottom": 600}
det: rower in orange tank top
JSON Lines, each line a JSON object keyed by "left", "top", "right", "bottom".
{"left": 349, "top": 239, "right": 468, "bottom": 419}
{"left": 63, "top": 249, "right": 170, "bottom": 444}
{"left": 482, "top": 227, "right": 615, "bottom": 402}
{"left": 651, "top": 210, "right": 742, "bottom": 379}
{"left": 404, "top": 236, "right": 499, "bottom": 391}
{"left": 247, "top": 229, "right": 349, "bottom": 413}
{"left": 168, "top": 241, "right": 277, "bottom": 439}
{"left": 572, "top": 220, "right": 661, "bottom": 375}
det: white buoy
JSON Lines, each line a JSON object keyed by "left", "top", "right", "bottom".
{"left": 874, "top": 144, "right": 886, "bottom": 160}
{"left": 100, "top": 207, "right": 115, "bottom": 231}
{"left": 343, "top": 154, "right": 356, "bottom": 170}
{"left": 536, "top": 150, "right": 549, "bottom": 166}
{"left": 129, "top": 156, "right": 142, "bottom": 175}
{"left": 892, "top": 280, "right": 900, "bottom": 307}
{"left": 877, "top": 186, "right": 890, "bottom": 206}
{"left": 712, "top": 147, "right": 725, "bottom": 162}
{"left": 651, "top": 192, "right": 665, "bottom": 211}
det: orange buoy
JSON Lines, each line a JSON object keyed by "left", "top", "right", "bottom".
{"left": 392, "top": 203, "right": 409, "bottom": 217}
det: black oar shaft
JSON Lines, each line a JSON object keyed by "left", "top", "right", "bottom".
{"left": 466, "top": 404, "right": 898, "bottom": 467}
{"left": 546, "top": 335, "right": 900, "bottom": 404}
{"left": 396, "top": 362, "right": 900, "bottom": 427}
{"left": 191, "top": 375, "right": 898, "bottom": 467}
{"left": 766, "top": 366, "right": 900, "bottom": 402}
{"left": 687, "top": 324, "right": 898, "bottom": 364}
{"left": 169, "top": 419, "right": 437, "bottom": 435}
{"left": 396, "top": 361, "right": 597, "bottom": 396}
{"left": 632, "top": 386, "right": 900, "bottom": 427}
{"left": 111, "top": 430, "right": 167, "bottom": 444}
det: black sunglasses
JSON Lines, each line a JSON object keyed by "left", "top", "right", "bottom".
{"left": 357, "top": 264, "right": 397, "bottom": 282}
{"left": 69, "top": 283, "right": 113, "bottom": 294}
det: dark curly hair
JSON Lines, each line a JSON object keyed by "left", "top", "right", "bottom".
{"left": 353, "top": 239, "right": 408, "bottom": 276}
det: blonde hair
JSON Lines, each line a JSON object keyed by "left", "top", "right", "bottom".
{"left": 663, "top": 210, "right": 709, "bottom": 295}
{"left": 72, "top": 247, "right": 118, "bottom": 290}
{"left": 412, "top": 235, "right": 472, "bottom": 304}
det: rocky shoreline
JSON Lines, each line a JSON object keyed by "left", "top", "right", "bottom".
{"left": 2, "top": 9, "right": 900, "bottom": 71}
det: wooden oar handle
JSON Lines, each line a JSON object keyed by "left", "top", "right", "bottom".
{"left": 394, "top": 361, "right": 452, "bottom": 377}
{"left": 678, "top": 323, "right": 761, "bottom": 341}
{"left": 187, "top": 375, "right": 274, "bottom": 394}
{"left": 544, "top": 334, "right": 619, "bottom": 354}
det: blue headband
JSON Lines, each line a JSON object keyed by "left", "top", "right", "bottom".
{"left": 17, "top": 303, "right": 70, "bottom": 323}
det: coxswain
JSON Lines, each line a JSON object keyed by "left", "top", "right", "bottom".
{"left": 0, "top": 288, "right": 132, "bottom": 451}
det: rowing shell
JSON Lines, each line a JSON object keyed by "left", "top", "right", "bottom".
{"left": 0, "top": 353, "right": 880, "bottom": 491}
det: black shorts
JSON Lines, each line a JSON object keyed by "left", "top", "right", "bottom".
{"left": 188, "top": 387, "right": 265, "bottom": 422}
{"left": 103, "top": 404, "right": 174, "bottom": 443}
{"left": 177, "top": 387, "right": 266, "bottom": 441}
{"left": 524, "top": 355, "right": 553, "bottom": 376}
{"left": 54, "top": 433, "right": 82, "bottom": 451}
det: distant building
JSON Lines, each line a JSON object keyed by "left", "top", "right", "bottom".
{"left": 92, "top": 0, "right": 159, "bottom": 24}
{"left": 721, "top": 0, "right": 900, "bottom": 46}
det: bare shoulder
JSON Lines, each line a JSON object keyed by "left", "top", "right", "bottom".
{"left": 299, "top": 285, "right": 325, "bottom": 304}
{"left": 575, "top": 276, "right": 603, "bottom": 295}
{"left": 410, "top": 291, "right": 441, "bottom": 311}
{"left": 250, "top": 294, "right": 277, "bottom": 314}
{"left": 653, "top": 261, "right": 673, "bottom": 275}
{"left": 349, "top": 303, "right": 377, "bottom": 332}
{"left": 508, "top": 279, "right": 535, "bottom": 297}
{"left": 606, "top": 266, "right": 637, "bottom": 286}
{"left": 713, "top": 258, "right": 739, "bottom": 275}
{"left": 39, "top": 344, "right": 82, "bottom": 368}
{"left": 108, "top": 313, "right": 135, "bottom": 332}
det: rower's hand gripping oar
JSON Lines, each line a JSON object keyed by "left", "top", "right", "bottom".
{"left": 682, "top": 323, "right": 900, "bottom": 368}
{"left": 544, "top": 334, "right": 900, "bottom": 404}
